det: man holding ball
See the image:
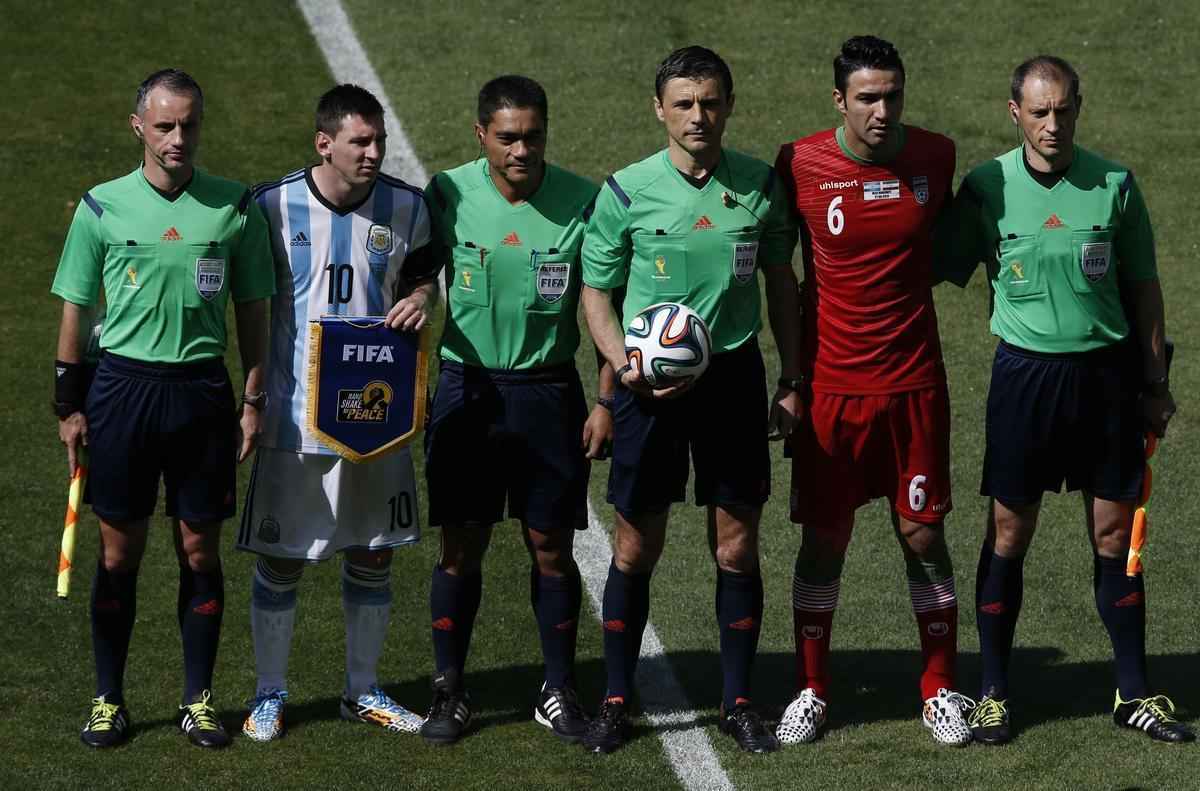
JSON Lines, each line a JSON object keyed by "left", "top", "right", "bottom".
{"left": 580, "top": 45, "right": 801, "bottom": 754}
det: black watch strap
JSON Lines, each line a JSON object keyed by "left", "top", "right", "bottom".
{"left": 242, "top": 391, "right": 269, "bottom": 410}
{"left": 778, "top": 376, "right": 806, "bottom": 392}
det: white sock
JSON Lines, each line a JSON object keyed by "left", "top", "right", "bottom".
{"left": 342, "top": 559, "right": 392, "bottom": 699}
{"left": 251, "top": 558, "right": 303, "bottom": 695}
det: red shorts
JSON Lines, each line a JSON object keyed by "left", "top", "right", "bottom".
{"left": 789, "top": 385, "right": 952, "bottom": 526}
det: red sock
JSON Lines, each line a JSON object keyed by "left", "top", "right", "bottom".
{"left": 915, "top": 605, "right": 957, "bottom": 700}
{"left": 793, "top": 607, "right": 834, "bottom": 700}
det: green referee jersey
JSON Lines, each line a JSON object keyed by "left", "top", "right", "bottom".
{"left": 426, "top": 158, "right": 598, "bottom": 370}
{"left": 582, "top": 148, "right": 797, "bottom": 353}
{"left": 51, "top": 167, "right": 275, "bottom": 363}
{"left": 939, "top": 145, "right": 1157, "bottom": 353}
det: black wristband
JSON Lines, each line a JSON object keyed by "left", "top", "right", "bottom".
{"left": 778, "top": 376, "right": 806, "bottom": 392}
{"left": 54, "top": 359, "right": 88, "bottom": 417}
{"left": 616, "top": 363, "right": 632, "bottom": 381}
{"left": 597, "top": 396, "right": 615, "bottom": 411}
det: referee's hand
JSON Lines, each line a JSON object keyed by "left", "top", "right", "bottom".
{"left": 386, "top": 293, "right": 430, "bottom": 332}
{"left": 238, "top": 405, "right": 262, "bottom": 463}
{"left": 767, "top": 386, "right": 804, "bottom": 441}
{"left": 58, "top": 412, "right": 88, "bottom": 476}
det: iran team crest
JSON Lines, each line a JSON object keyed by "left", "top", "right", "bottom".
{"left": 535, "top": 260, "right": 570, "bottom": 303}
{"left": 366, "top": 223, "right": 394, "bottom": 256}
{"left": 195, "top": 257, "right": 225, "bottom": 301}
{"left": 912, "top": 175, "right": 930, "bottom": 205}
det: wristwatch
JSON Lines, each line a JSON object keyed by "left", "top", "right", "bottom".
{"left": 777, "top": 376, "right": 806, "bottom": 392}
{"left": 242, "top": 391, "right": 269, "bottom": 411}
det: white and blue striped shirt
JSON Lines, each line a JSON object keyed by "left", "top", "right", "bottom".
{"left": 254, "top": 167, "right": 432, "bottom": 454}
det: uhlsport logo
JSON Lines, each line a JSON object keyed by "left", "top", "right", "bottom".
{"left": 336, "top": 379, "right": 393, "bottom": 424}
{"left": 819, "top": 179, "right": 859, "bottom": 191}
{"left": 927, "top": 622, "right": 950, "bottom": 637}
{"left": 801, "top": 625, "right": 824, "bottom": 640}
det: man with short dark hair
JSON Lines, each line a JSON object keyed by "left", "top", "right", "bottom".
{"left": 774, "top": 35, "right": 972, "bottom": 746}
{"left": 581, "top": 45, "right": 802, "bottom": 754}
{"left": 417, "top": 74, "right": 605, "bottom": 747}
{"left": 237, "top": 83, "right": 438, "bottom": 742}
{"left": 52, "top": 68, "right": 274, "bottom": 749}
{"left": 941, "top": 54, "right": 1193, "bottom": 745}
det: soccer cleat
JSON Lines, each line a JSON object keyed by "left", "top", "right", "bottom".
{"left": 968, "top": 694, "right": 1011, "bottom": 745}
{"left": 243, "top": 689, "right": 287, "bottom": 742}
{"left": 776, "top": 688, "right": 827, "bottom": 745}
{"left": 582, "top": 697, "right": 632, "bottom": 754}
{"left": 420, "top": 669, "right": 472, "bottom": 745}
{"left": 718, "top": 702, "right": 779, "bottom": 753}
{"left": 1113, "top": 692, "right": 1196, "bottom": 743}
{"left": 179, "top": 690, "right": 231, "bottom": 749}
{"left": 922, "top": 688, "right": 974, "bottom": 746}
{"left": 340, "top": 685, "right": 424, "bottom": 734}
{"left": 534, "top": 683, "right": 590, "bottom": 743}
{"left": 80, "top": 696, "right": 130, "bottom": 749}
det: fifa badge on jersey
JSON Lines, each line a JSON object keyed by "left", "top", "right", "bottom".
{"left": 732, "top": 241, "right": 759, "bottom": 284}
{"left": 863, "top": 179, "right": 901, "bottom": 201}
{"left": 1080, "top": 241, "right": 1111, "bottom": 282}
{"left": 652, "top": 254, "right": 669, "bottom": 279}
{"left": 257, "top": 515, "right": 281, "bottom": 544}
{"left": 195, "top": 258, "right": 225, "bottom": 301}
{"left": 366, "top": 224, "right": 395, "bottom": 256}
{"left": 337, "top": 380, "right": 393, "bottom": 424}
{"left": 533, "top": 253, "right": 570, "bottom": 304}
{"left": 912, "top": 175, "right": 930, "bottom": 205}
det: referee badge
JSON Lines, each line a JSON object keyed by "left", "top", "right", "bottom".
{"left": 912, "top": 175, "right": 930, "bottom": 205}
{"left": 366, "top": 223, "right": 394, "bottom": 256}
{"left": 195, "top": 257, "right": 225, "bottom": 301}
{"left": 732, "top": 241, "right": 758, "bottom": 284}
{"left": 534, "top": 260, "right": 570, "bottom": 304}
{"left": 1080, "top": 241, "right": 1112, "bottom": 282}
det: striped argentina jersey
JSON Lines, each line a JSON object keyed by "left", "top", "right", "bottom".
{"left": 254, "top": 167, "right": 434, "bottom": 454}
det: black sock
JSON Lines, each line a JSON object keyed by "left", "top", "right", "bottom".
{"left": 91, "top": 562, "right": 138, "bottom": 705}
{"left": 1094, "top": 554, "right": 1149, "bottom": 699}
{"left": 178, "top": 563, "right": 224, "bottom": 703}
{"left": 530, "top": 565, "right": 582, "bottom": 688}
{"left": 975, "top": 543, "right": 1024, "bottom": 699}
{"left": 601, "top": 561, "right": 651, "bottom": 701}
{"left": 430, "top": 564, "right": 482, "bottom": 677}
{"left": 716, "top": 569, "right": 763, "bottom": 710}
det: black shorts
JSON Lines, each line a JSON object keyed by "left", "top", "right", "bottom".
{"left": 608, "top": 338, "right": 770, "bottom": 516}
{"left": 982, "top": 340, "right": 1144, "bottom": 506}
{"left": 424, "top": 360, "right": 589, "bottom": 532}
{"left": 85, "top": 353, "right": 238, "bottom": 523}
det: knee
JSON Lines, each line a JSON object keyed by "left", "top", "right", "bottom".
{"left": 713, "top": 529, "right": 759, "bottom": 574}
{"left": 101, "top": 551, "right": 140, "bottom": 574}
{"left": 440, "top": 525, "right": 489, "bottom": 575}
{"left": 991, "top": 505, "right": 1035, "bottom": 557}
{"left": 345, "top": 547, "right": 393, "bottom": 570}
{"left": 1093, "top": 516, "right": 1132, "bottom": 557}
{"left": 613, "top": 522, "right": 660, "bottom": 575}
{"left": 902, "top": 524, "right": 945, "bottom": 559}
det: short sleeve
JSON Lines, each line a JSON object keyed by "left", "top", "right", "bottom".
{"left": 1115, "top": 172, "right": 1157, "bottom": 282}
{"left": 230, "top": 196, "right": 276, "bottom": 302}
{"left": 757, "top": 166, "right": 798, "bottom": 267}
{"left": 934, "top": 179, "right": 987, "bottom": 288}
{"left": 51, "top": 198, "right": 105, "bottom": 306}
{"left": 581, "top": 177, "right": 632, "bottom": 290}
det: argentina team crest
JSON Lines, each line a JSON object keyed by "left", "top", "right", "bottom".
{"left": 912, "top": 175, "right": 930, "bottom": 205}
{"left": 366, "top": 223, "right": 395, "bottom": 256}
{"left": 195, "top": 257, "right": 225, "bottom": 301}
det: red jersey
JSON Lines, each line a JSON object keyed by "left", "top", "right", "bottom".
{"left": 776, "top": 126, "right": 955, "bottom": 394}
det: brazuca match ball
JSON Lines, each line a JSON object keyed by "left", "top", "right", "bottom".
{"left": 624, "top": 302, "right": 712, "bottom": 388}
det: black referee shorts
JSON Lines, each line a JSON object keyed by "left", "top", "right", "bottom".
{"left": 981, "top": 340, "right": 1144, "bottom": 506}
{"left": 85, "top": 353, "right": 238, "bottom": 524}
{"left": 424, "top": 360, "right": 590, "bottom": 532}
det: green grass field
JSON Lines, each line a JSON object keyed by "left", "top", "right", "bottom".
{"left": 3, "top": 1, "right": 1199, "bottom": 788}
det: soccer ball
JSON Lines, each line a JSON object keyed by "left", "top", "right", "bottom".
{"left": 624, "top": 302, "right": 711, "bottom": 388}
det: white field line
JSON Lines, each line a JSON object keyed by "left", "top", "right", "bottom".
{"left": 296, "top": 3, "right": 733, "bottom": 788}
{"left": 295, "top": 0, "right": 427, "bottom": 187}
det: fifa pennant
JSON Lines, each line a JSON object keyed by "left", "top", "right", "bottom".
{"left": 306, "top": 316, "right": 429, "bottom": 462}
